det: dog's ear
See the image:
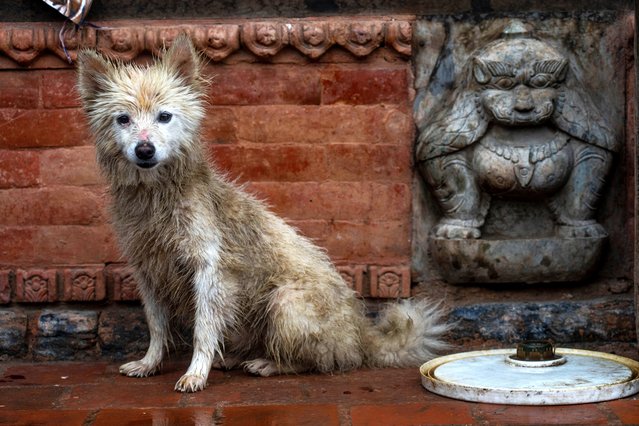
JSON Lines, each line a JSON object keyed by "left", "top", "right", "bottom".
{"left": 76, "top": 50, "right": 111, "bottom": 102}
{"left": 161, "top": 35, "right": 201, "bottom": 84}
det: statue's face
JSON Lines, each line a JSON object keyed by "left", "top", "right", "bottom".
{"left": 473, "top": 38, "right": 567, "bottom": 126}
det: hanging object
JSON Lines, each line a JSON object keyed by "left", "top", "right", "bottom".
{"left": 421, "top": 342, "right": 639, "bottom": 405}
{"left": 41, "top": 0, "right": 93, "bottom": 25}
{"left": 40, "top": 0, "right": 94, "bottom": 63}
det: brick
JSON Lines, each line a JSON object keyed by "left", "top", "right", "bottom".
{"left": 235, "top": 105, "right": 412, "bottom": 145}
{"left": 0, "top": 187, "right": 105, "bottom": 226}
{"left": 93, "top": 408, "right": 215, "bottom": 426}
{"left": 0, "top": 150, "right": 41, "bottom": 189}
{"left": 40, "top": 146, "right": 103, "bottom": 186}
{"left": 607, "top": 399, "right": 639, "bottom": 424}
{"left": 323, "top": 220, "right": 411, "bottom": 262}
{"left": 201, "top": 106, "right": 239, "bottom": 144}
{"left": 107, "top": 264, "right": 140, "bottom": 301}
{"left": 207, "top": 65, "right": 321, "bottom": 105}
{"left": 0, "top": 387, "right": 67, "bottom": 410}
{"left": 62, "top": 382, "right": 182, "bottom": 410}
{"left": 0, "top": 227, "right": 36, "bottom": 265}
{"left": 34, "top": 310, "right": 99, "bottom": 360}
{"left": 351, "top": 402, "right": 474, "bottom": 426}
{"left": 247, "top": 181, "right": 373, "bottom": 221}
{"left": 369, "top": 265, "right": 411, "bottom": 298}
{"left": 321, "top": 67, "right": 409, "bottom": 105}
{"left": 287, "top": 220, "right": 331, "bottom": 242}
{"left": 0, "top": 410, "right": 90, "bottom": 426}
{"left": 15, "top": 268, "right": 57, "bottom": 303}
{"left": 62, "top": 266, "right": 106, "bottom": 302}
{"left": 33, "top": 225, "right": 122, "bottom": 265}
{"left": 326, "top": 143, "right": 412, "bottom": 182}
{"left": 473, "top": 404, "right": 609, "bottom": 425}
{"left": 210, "top": 144, "right": 328, "bottom": 182}
{"left": 222, "top": 405, "right": 339, "bottom": 426}
{"left": 3, "top": 362, "right": 109, "bottom": 385}
{"left": 0, "top": 71, "right": 40, "bottom": 109}
{"left": 0, "top": 310, "right": 27, "bottom": 356}
{"left": 0, "top": 109, "right": 90, "bottom": 148}
{"left": 41, "top": 69, "right": 82, "bottom": 109}
{"left": 0, "top": 270, "right": 9, "bottom": 304}
{"left": 370, "top": 182, "right": 411, "bottom": 221}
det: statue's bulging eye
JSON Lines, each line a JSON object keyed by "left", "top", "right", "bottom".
{"left": 529, "top": 74, "right": 552, "bottom": 88}
{"left": 493, "top": 77, "right": 516, "bottom": 90}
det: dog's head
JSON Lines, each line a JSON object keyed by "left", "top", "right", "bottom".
{"left": 77, "top": 35, "right": 206, "bottom": 176}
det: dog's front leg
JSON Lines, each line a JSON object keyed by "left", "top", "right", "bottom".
{"left": 174, "top": 264, "right": 227, "bottom": 393}
{"left": 120, "top": 289, "right": 169, "bottom": 377}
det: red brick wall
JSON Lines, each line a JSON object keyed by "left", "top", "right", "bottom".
{"left": 0, "top": 20, "right": 415, "bottom": 305}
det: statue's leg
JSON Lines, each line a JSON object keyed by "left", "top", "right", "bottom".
{"left": 419, "top": 151, "right": 489, "bottom": 239}
{"left": 548, "top": 142, "right": 613, "bottom": 238}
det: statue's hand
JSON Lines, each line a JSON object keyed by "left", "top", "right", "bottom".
{"left": 432, "top": 223, "right": 481, "bottom": 239}
{"left": 555, "top": 223, "right": 608, "bottom": 238}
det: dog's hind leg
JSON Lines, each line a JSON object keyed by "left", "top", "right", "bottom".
{"left": 120, "top": 289, "right": 169, "bottom": 377}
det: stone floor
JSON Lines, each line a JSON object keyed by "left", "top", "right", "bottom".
{"left": 0, "top": 360, "right": 637, "bottom": 425}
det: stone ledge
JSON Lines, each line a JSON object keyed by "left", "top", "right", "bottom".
{"left": 0, "top": 19, "right": 412, "bottom": 68}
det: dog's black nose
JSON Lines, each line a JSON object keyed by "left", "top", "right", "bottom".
{"left": 135, "top": 142, "right": 156, "bottom": 161}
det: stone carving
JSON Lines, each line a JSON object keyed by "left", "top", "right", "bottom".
{"left": 242, "top": 22, "right": 288, "bottom": 58}
{"left": 370, "top": 266, "right": 410, "bottom": 298}
{"left": 415, "top": 20, "right": 618, "bottom": 283}
{"left": 96, "top": 27, "right": 144, "bottom": 61}
{"left": 63, "top": 268, "right": 106, "bottom": 301}
{"left": 0, "top": 26, "right": 46, "bottom": 65}
{"left": 386, "top": 21, "right": 412, "bottom": 56}
{"left": 289, "top": 23, "right": 334, "bottom": 59}
{"left": 16, "top": 269, "right": 57, "bottom": 303}
{"left": 0, "top": 271, "right": 10, "bottom": 304}
{"left": 110, "top": 265, "right": 140, "bottom": 301}
{"left": 336, "top": 264, "right": 365, "bottom": 295}
{"left": 192, "top": 25, "right": 240, "bottom": 61}
{"left": 0, "top": 21, "right": 411, "bottom": 67}
{"left": 333, "top": 22, "right": 384, "bottom": 57}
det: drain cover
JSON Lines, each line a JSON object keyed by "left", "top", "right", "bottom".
{"left": 420, "top": 348, "right": 639, "bottom": 405}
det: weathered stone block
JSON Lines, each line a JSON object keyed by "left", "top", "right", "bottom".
{"left": 98, "top": 307, "right": 149, "bottom": 359}
{"left": 448, "top": 299, "right": 636, "bottom": 346}
{"left": 33, "top": 310, "right": 98, "bottom": 360}
{"left": 0, "top": 310, "right": 27, "bottom": 357}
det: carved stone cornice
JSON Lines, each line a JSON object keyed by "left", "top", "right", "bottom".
{"left": 0, "top": 19, "right": 413, "bottom": 67}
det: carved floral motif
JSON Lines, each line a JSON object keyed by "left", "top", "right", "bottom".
{"left": 242, "top": 22, "right": 289, "bottom": 58}
{"left": 336, "top": 265, "right": 366, "bottom": 296}
{"left": 16, "top": 269, "right": 57, "bottom": 303}
{"left": 289, "top": 23, "right": 334, "bottom": 59}
{"left": 97, "top": 27, "right": 144, "bottom": 61}
{"left": 110, "top": 266, "right": 139, "bottom": 301}
{"left": 63, "top": 267, "right": 105, "bottom": 301}
{"left": 0, "top": 26, "right": 46, "bottom": 65}
{"left": 333, "top": 21, "right": 384, "bottom": 57}
{"left": 369, "top": 266, "right": 410, "bottom": 298}
{"left": 192, "top": 25, "right": 240, "bottom": 61}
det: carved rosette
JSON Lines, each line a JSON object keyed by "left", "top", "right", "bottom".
{"left": 63, "top": 267, "right": 106, "bottom": 302}
{"left": 242, "top": 22, "right": 289, "bottom": 58}
{"left": 332, "top": 21, "right": 384, "bottom": 57}
{"left": 97, "top": 27, "right": 144, "bottom": 62}
{"left": 192, "top": 25, "right": 240, "bottom": 62}
{"left": 145, "top": 26, "right": 192, "bottom": 57}
{"left": 289, "top": 23, "right": 334, "bottom": 59}
{"left": 16, "top": 269, "right": 57, "bottom": 303}
{"left": 369, "top": 266, "right": 410, "bottom": 298}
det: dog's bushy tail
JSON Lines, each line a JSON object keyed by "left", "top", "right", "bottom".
{"left": 363, "top": 299, "right": 450, "bottom": 368}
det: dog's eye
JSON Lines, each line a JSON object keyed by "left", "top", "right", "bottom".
{"left": 158, "top": 112, "right": 173, "bottom": 123}
{"left": 116, "top": 114, "right": 130, "bottom": 125}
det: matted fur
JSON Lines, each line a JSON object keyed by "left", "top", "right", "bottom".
{"left": 76, "top": 35, "right": 448, "bottom": 392}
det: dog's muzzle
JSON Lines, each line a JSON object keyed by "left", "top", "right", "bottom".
{"left": 135, "top": 141, "right": 158, "bottom": 169}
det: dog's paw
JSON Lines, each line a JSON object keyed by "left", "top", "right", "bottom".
{"left": 243, "top": 358, "right": 280, "bottom": 377}
{"left": 119, "top": 360, "right": 159, "bottom": 377}
{"left": 212, "top": 355, "right": 242, "bottom": 371}
{"left": 174, "top": 374, "right": 207, "bottom": 393}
